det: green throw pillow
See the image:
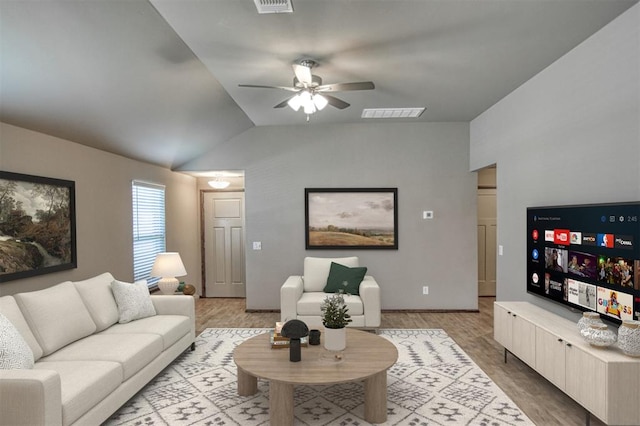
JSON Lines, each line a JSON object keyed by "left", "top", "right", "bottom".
{"left": 323, "top": 262, "right": 367, "bottom": 295}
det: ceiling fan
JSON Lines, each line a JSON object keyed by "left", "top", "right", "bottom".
{"left": 238, "top": 59, "right": 375, "bottom": 119}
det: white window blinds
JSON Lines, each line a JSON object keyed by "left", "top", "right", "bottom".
{"left": 132, "top": 181, "right": 166, "bottom": 286}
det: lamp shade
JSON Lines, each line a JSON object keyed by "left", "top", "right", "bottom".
{"left": 151, "top": 252, "right": 187, "bottom": 278}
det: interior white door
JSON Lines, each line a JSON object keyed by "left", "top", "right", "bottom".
{"left": 478, "top": 188, "right": 497, "bottom": 296}
{"left": 203, "top": 191, "right": 246, "bottom": 297}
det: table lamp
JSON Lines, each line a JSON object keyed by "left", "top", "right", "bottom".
{"left": 151, "top": 252, "right": 187, "bottom": 295}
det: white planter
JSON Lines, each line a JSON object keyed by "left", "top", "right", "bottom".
{"left": 324, "top": 327, "right": 346, "bottom": 351}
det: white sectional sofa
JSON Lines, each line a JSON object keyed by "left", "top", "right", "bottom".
{"left": 0, "top": 272, "right": 195, "bottom": 426}
{"left": 280, "top": 256, "right": 381, "bottom": 329}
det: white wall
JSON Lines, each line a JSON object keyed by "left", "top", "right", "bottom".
{"left": 181, "top": 121, "right": 478, "bottom": 310}
{"left": 0, "top": 122, "right": 200, "bottom": 296}
{"left": 470, "top": 5, "right": 640, "bottom": 319}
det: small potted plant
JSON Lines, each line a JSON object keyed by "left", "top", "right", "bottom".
{"left": 321, "top": 292, "right": 352, "bottom": 351}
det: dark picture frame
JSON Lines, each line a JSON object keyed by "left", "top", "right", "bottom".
{"left": 305, "top": 188, "right": 398, "bottom": 249}
{"left": 0, "top": 171, "right": 77, "bottom": 282}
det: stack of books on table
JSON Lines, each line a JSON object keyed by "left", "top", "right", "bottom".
{"left": 270, "top": 322, "right": 308, "bottom": 349}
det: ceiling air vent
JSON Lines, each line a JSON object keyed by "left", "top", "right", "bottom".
{"left": 362, "top": 107, "right": 425, "bottom": 119}
{"left": 254, "top": 0, "right": 294, "bottom": 14}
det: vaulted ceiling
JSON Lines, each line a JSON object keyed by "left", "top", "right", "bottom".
{"left": 1, "top": 0, "right": 636, "bottom": 169}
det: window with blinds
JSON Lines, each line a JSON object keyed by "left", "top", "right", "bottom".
{"left": 132, "top": 181, "right": 166, "bottom": 287}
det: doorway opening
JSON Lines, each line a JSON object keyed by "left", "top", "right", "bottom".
{"left": 477, "top": 165, "right": 497, "bottom": 297}
{"left": 196, "top": 171, "right": 246, "bottom": 298}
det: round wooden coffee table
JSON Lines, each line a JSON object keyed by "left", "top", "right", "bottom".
{"left": 233, "top": 328, "right": 398, "bottom": 425}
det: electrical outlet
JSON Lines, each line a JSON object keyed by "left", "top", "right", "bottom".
{"left": 252, "top": 241, "right": 262, "bottom": 250}
{"left": 422, "top": 286, "right": 429, "bottom": 295}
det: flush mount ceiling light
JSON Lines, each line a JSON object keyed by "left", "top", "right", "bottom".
{"left": 361, "top": 107, "right": 426, "bottom": 119}
{"left": 208, "top": 177, "right": 230, "bottom": 189}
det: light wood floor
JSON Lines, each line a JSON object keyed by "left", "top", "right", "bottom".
{"left": 195, "top": 296, "right": 601, "bottom": 426}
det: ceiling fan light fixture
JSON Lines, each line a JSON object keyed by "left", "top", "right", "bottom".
{"left": 313, "top": 94, "right": 328, "bottom": 111}
{"left": 303, "top": 102, "right": 316, "bottom": 115}
{"left": 287, "top": 94, "right": 303, "bottom": 111}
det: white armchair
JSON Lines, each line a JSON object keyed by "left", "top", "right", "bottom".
{"left": 280, "top": 257, "right": 381, "bottom": 329}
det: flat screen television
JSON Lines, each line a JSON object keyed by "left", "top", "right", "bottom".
{"left": 527, "top": 202, "right": 640, "bottom": 324}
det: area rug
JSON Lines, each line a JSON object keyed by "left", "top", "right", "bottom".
{"left": 104, "top": 328, "right": 533, "bottom": 426}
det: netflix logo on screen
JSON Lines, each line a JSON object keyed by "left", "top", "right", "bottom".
{"left": 554, "top": 229, "right": 570, "bottom": 246}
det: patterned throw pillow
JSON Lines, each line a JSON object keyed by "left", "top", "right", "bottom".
{"left": 0, "top": 313, "right": 34, "bottom": 369}
{"left": 111, "top": 280, "right": 157, "bottom": 324}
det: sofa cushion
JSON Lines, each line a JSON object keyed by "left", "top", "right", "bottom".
{"left": 323, "top": 262, "right": 367, "bottom": 295}
{"left": 14, "top": 281, "right": 97, "bottom": 356}
{"left": 297, "top": 292, "right": 364, "bottom": 316}
{"left": 303, "top": 257, "right": 359, "bottom": 292}
{"left": 100, "top": 315, "right": 191, "bottom": 350}
{"left": 41, "top": 333, "right": 163, "bottom": 381}
{"left": 74, "top": 272, "right": 119, "bottom": 331}
{"left": 0, "top": 312, "right": 34, "bottom": 369}
{"left": 0, "top": 296, "right": 43, "bottom": 361}
{"left": 111, "top": 279, "right": 156, "bottom": 324}
{"left": 34, "top": 360, "right": 121, "bottom": 425}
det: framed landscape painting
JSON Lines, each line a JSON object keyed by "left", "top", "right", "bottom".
{"left": 305, "top": 188, "right": 398, "bottom": 249}
{"left": 0, "top": 171, "right": 77, "bottom": 283}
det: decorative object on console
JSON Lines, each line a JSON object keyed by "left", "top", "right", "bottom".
{"left": 151, "top": 252, "right": 187, "bottom": 295}
{"left": 577, "top": 311, "right": 603, "bottom": 332}
{"left": 280, "top": 319, "right": 309, "bottom": 362}
{"left": 580, "top": 322, "right": 617, "bottom": 347}
{"left": 321, "top": 293, "right": 351, "bottom": 351}
{"left": 182, "top": 284, "right": 196, "bottom": 295}
{"left": 617, "top": 320, "right": 640, "bottom": 357}
{"left": 0, "top": 171, "right": 77, "bottom": 283}
{"left": 305, "top": 188, "right": 398, "bottom": 249}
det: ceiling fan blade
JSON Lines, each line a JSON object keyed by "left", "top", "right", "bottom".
{"left": 317, "top": 81, "right": 375, "bottom": 92}
{"left": 274, "top": 96, "right": 295, "bottom": 108}
{"left": 239, "top": 84, "right": 299, "bottom": 92}
{"left": 293, "top": 64, "right": 313, "bottom": 86}
{"left": 323, "top": 94, "right": 350, "bottom": 109}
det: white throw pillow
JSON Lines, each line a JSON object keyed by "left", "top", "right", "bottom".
{"left": 303, "top": 257, "right": 359, "bottom": 292}
{"left": 111, "top": 280, "right": 156, "bottom": 324}
{"left": 0, "top": 313, "right": 34, "bottom": 369}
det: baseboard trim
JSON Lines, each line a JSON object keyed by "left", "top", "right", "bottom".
{"left": 382, "top": 309, "right": 480, "bottom": 313}
{"left": 245, "top": 309, "right": 480, "bottom": 314}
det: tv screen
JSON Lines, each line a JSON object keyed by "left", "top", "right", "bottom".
{"left": 527, "top": 202, "right": 640, "bottom": 323}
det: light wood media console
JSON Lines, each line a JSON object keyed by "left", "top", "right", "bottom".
{"left": 494, "top": 301, "right": 640, "bottom": 426}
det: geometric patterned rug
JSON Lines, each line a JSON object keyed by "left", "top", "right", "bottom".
{"left": 103, "top": 328, "right": 534, "bottom": 425}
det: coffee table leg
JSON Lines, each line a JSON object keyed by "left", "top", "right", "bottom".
{"left": 237, "top": 367, "right": 257, "bottom": 396}
{"left": 270, "top": 380, "right": 294, "bottom": 426}
{"left": 364, "top": 370, "right": 388, "bottom": 423}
